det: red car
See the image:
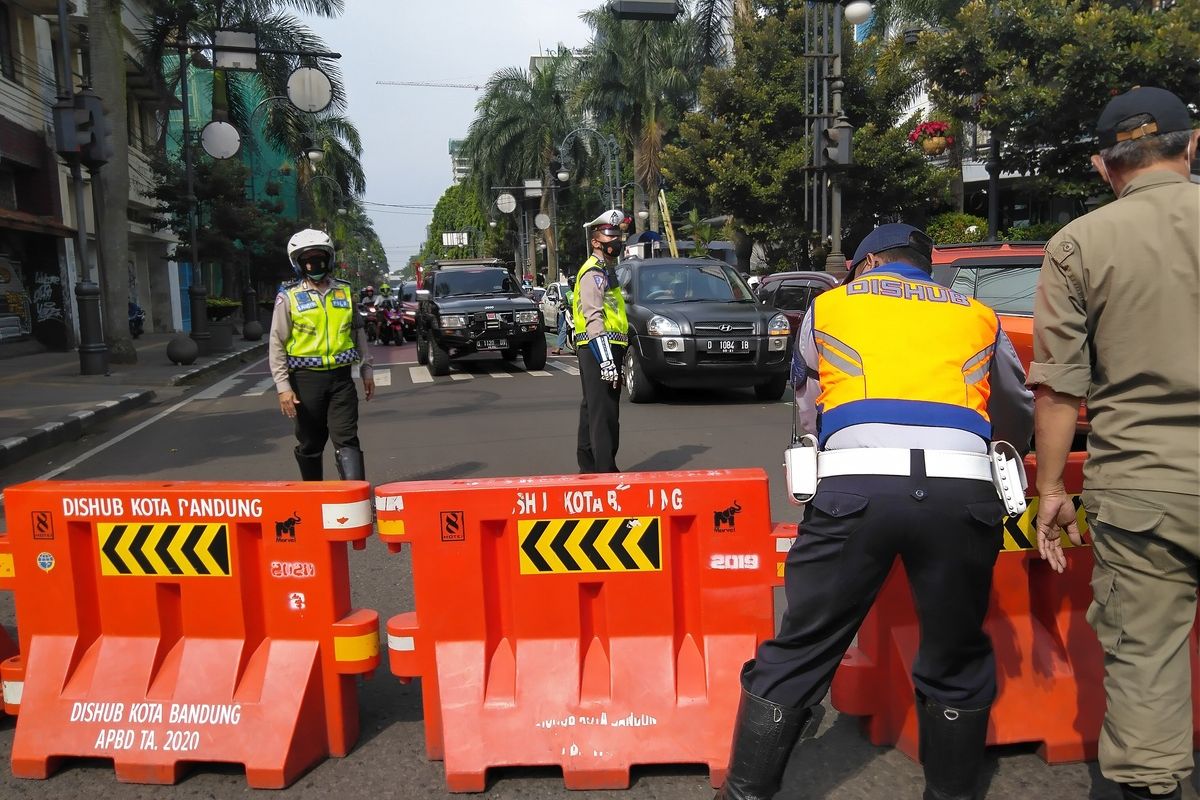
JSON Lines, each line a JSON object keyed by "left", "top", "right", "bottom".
{"left": 930, "top": 241, "right": 1089, "bottom": 437}
{"left": 756, "top": 271, "right": 841, "bottom": 353}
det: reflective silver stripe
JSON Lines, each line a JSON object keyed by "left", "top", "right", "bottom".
{"left": 962, "top": 344, "right": 996, "bottom": 385}
{"left": 388, "top": 635, "right": 415, "bottom": 652}
{"left": 814, "top": 338, "right": 864, "bottom": 377}
{"left": 2, "top": 679, "right": 22, "bottom": 706}
{"left": 592, "top": 334, "right": 615, "bottom": 364}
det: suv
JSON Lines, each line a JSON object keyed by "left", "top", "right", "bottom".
{"left": 930, "top": 241, "right": 1088, "bottom": 437}
{"left": 617, "top": 257, "right": 792, "bottom": 403}
{"left": 415, "top": 259, "right": 547, "bottom": 376}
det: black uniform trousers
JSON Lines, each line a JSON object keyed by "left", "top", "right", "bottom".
{"left": 576, "top": 343, "right": 625, "bottom": 473}
{"left": 745, "top": 461, "right": 1005, "bottom": 711}
{"left": 289, "top": 366, "right": 360, "bottom": 458}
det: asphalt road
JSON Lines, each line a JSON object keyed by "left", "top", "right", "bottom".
{"left": 0, "top": 339, "right": 1195, "bottom": 799}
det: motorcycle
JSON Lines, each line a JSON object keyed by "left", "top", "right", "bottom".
{"left": 378, "top": 305, "right": 405, "bottom": 346}
{"left": 128, "top": 301, "right": 145, "bottom": 338}
{"left": 360, "top": 304, "right": 379, "bottom": 343}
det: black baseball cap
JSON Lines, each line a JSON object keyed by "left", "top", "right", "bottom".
{"left": 1097, "top": 86, "right": 1192, "bottom": 150}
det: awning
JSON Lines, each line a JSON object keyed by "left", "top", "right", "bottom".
{"left": 0, "top": 208, "right": 74, "bottom": 238}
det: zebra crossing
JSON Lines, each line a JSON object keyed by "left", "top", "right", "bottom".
{"left": 195, "top": 358, "right": 582, "bottom": 400}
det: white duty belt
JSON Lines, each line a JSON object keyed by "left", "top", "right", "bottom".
{"left": 816, "top": 448, "right": 993, "bottom": 482}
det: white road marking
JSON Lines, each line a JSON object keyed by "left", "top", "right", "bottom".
{"left": 374, "top": 369, "right": 392, "bottom": 387}
{"left": 547, "top": 361, "right": 580, "bottom": 376}
{"left": 525, "top": 370, "right": 552, "bottom": 377}
{"left": 194, "top": 371, "right": 247, "bottom": 400}
{"left": 450, "top": 373, "right": 474, "bottom": 381}
{"left": 242, "top": 376, "right": 275, "bottom": 396}
{"left": 490, "top": 371, "right": 513, "bottom": 378}
{"left": 409, "top": 366, "right": 433, "bottom": 384}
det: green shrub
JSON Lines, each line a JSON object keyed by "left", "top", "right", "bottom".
{"left": 926, "top": 212, "right": 988, "bottom": 245}
{"left": 1000, "top": 221, "right": 1063, "bottom": 242}
{"left": 206, "top": 296, "right": 241, "bottom": 321}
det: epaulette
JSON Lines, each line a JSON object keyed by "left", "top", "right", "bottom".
{"left": 333, "top": 277, "right": 352, "bottom": 286}
{"left": 280, "top": 278, "right": 301, "bottom": 290}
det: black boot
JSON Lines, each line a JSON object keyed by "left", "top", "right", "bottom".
{"left": 918, "top": 692, "right": 990, "bottom": 800}
{"left": 294, "top": 450, "right": 323, "bottom": 481}
{"left": 717, "top": 670, "right": 812, "bottom": 800}
{"left": 1121, "top": 785, "right": 1181, "bottom": 800}
{"left": 335, "top": 446, "right": 366, "bottom": 480}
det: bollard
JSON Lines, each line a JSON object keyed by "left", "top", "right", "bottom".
{"left": 242, "top": 286, "right": 263, "bottom": 341}
{"left": 189, "top": 284, "right": 210, "bottom": 356}
{"left": 75, "top": 280, "right": 108, "bottom": 375}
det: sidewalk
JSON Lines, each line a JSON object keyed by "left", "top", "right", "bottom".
{"left": 0, "top": 333, "right": 267, "bottom": 471}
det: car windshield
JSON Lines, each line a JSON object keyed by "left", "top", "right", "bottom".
{"left": 401, "top": 282, "right": 416, "bottom": 302}
{"left": 434, "top": 269, "right": 516, "bottom": 297}
{"left": 636, "top": 263, "right": 754, "bottom": 303}
{"left": 772, "top": 284, "right": 824, "bottom": 311}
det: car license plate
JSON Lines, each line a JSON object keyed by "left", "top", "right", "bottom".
{"left": 480, "top": 339, "right": 508, "bottom": 350}
{"left": 707, "top": 339, "right": 750, "bottom": 352}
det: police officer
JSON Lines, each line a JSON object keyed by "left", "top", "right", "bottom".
{"left": 269, "top": 228, "right": 375, "bottom": 481}
{"left": 572, "top": 209, "right": 630, "bottom": 473}
{"left": 1031, "top": 87, "right": 1199, "bottom": 800}
{"left": 719, "top": 224, "right": 1033, "bottom": 800}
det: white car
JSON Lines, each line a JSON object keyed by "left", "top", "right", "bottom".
{"left": 539, "top": 280, "right": 569, "bottom": 328}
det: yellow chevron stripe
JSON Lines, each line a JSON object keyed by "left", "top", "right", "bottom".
{"left": 193, "top": 524, "right": 221, "bottom": 576}
{"left": 517, "top": 517, "right": 661, "bottom": 574}
{"left": 167, "top": 523, "right": 190, "bottom": 575}
{"left": 142, "top": 524, "right": 170, "bottom": 575}
{"left": 536, "top": 520, "right": 567, "bottom": 573}
{"left": 595, "top": 518, "right": 623, "bottom": 571}
{"left": 116, "top": 524, "right": 140, "bottom": 575}
{"left": 564, "top": 519, "right": 589, "bottom": 569}
{"left": 627, "top": 519, "right": 655, "bottom": 571}
{"left": 1001, "top": 496, "right": 1090, "bottom": 552}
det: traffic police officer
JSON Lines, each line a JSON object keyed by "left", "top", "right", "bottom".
{"left": 1031, "top": 87, "right": 1199, "bottom": 800}
{"left": 719, "top": 224, "right": 1033, "bottom": 800}
{"left": 572, "top": 209, "right": 630, "bottom": 473}
{"left": 270, "top": 228, "right": 375, "bottom": 481}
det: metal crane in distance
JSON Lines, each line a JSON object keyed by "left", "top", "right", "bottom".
{"left": 376, "top": 80, "right": 482, "bottom": 90}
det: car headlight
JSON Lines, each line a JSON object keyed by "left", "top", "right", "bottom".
{"left": 515, "top": 310, "right": 540, "bottom": 324}
{"left": 440, "top": 314, "right": 467, "bottom": 328}
{"left": 768, "top": 314, "right": 790, "bottom": 335}
{"left": 647, "top": 315, "right": 682, "bottom": 336}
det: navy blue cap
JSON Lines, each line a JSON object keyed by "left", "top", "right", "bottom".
{"left": 1097, "top": 86, "right": 1191, "bottom": 150}
{"left": 850, "top": 223, "right": 932, "bottom": 267}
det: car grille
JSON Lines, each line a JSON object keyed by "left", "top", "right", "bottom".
{"left": 698, "top": 350, "right": 755, "bottom": 363}
{"left": 694, "top": 322, "right": 756, "bottom": 335}
{"left": 471, "top": 310, "right": 514, "bottom": 335}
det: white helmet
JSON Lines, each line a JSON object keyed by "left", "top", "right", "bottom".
{"left": 748, "top": 275, "right": 761, "bottom": 289}
{"left": 287, "top": 228, "right": 336, "bottom": 270}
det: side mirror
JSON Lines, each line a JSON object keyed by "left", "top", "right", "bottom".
{"left": 416, "top": 289, "right": 430, "bottom": 301}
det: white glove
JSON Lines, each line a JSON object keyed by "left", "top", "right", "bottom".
{"left": 590, "top": 334, "right": 620, "bottom": 385}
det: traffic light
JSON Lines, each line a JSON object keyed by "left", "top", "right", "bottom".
{"left": 821, "top": 122, "right": 854, "bottom": 168}
{"left": 74, "top": 89, "right": 114, "bottom": 168}
{"left": 52, "top": 98, "right": 80, "bottom": 158}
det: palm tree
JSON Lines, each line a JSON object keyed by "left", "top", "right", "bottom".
{"left": 693, "top": 0, "right": 756, "bottom": 64}
{"left": 577, "top": 6, "right": 704, "bottom": 233}
{"left": 461, "top": 50, "right": 582, "bottom": 281}
{"left": 297, "top": 114, "right": 366, "bottom": 226}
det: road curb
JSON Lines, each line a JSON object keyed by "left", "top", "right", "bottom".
{"left": 169, "top": 341, "right": 268, "bottom": 386}
{"left": 0, "top": 390, "right": 156, "bottom": 472}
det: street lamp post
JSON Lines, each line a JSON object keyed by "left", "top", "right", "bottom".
{"left": 557, "top": 128, "right": 622, "bottom": 210}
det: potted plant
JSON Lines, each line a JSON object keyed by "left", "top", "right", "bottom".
{"left": 909, "top": 120, "right": 954, "bottom": 156}
{"left": 205, "top": 296, "right": 241, "bottom": 353}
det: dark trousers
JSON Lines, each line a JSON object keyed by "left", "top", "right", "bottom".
{"left": 576, "top": 344, "right": 624, "bottom": 473}
{"left": 745, "top": 466, "right": 1004, "bottom": 711}
{"left": 289, "top": 366, "right": 360, "bottom": 458}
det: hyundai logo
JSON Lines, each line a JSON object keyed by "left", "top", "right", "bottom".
{"left": 719, "top": 324, "right": 733, "bottom": 332}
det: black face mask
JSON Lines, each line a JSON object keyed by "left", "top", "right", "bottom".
{"left": 598, "top": 240, "right": 621, "bottom": 259}
{"left": 300, "top": 253, "right": 330, "bottom": 281}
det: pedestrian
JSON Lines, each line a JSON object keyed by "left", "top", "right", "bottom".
{"left": 269, "top": 228, "right": 375, "bottom": 481}
{"left": 572, "top": 209, "right": 630, "bottom": 473}
{"left": 1031, "top": 87, "right": 1199, "bottom": 800}
{"left": 719, "top": 223, "right": 1034, "bottom": 800}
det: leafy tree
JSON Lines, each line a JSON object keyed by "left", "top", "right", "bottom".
{"left": 919, "top": 0, "right": 1200, "bottom": 199}
{"left": 419, "top": 182, "right": 492, "bottom": 264}
{"left": 663, "top": 3, "right": 952, "bottom": 270}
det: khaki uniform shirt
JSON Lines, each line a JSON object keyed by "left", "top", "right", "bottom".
{"left": 1028, "top": 170, "right": 1199, "bottom": 495}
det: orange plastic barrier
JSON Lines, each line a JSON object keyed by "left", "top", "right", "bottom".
{"left": 377, "top": 470, "right": 778, "bottom": 791}
{"left": 827, "top": 454, "right": 1200, "bottom": 762}
{"left": 0, "top": 531, "right": 17, "bottom": 712}
{"left": 0, "top": 480, "right": 379, "bottom": 786}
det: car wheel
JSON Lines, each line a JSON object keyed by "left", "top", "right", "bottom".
{"left": 522, "top": 335, "right": 547, "bottom": 371}
{"left": 416, "top": 328, "right": 429, "bottom": 365}
{"left": 624, "top": 347, "right": 657, "bottom": 404}
{"left": 754, "top": 375, "right": 788, "bottom": 401}
{"left": 428, "top": 336, "right": 450, "bottom": 376}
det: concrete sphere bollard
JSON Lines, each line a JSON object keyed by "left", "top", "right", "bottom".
{"left": 242, "top": 320, "right": 264, "bottom": 341}
{"left": 167, "top": 334, "right": 199, "bottom": 366}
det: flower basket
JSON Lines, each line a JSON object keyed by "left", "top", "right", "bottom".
{"left": 909, "top": 121, "right": 954, "bottom": 156}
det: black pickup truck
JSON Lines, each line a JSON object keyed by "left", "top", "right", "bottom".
{"left": 415, "top": 259, "right": 547, "bottom": 376}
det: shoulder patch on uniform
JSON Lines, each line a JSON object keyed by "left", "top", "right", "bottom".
{"left": 592, "top": 273, "right": 606, "bottom": 290}
{"left": 275, "top": 293, "right": 286, "bottom": 305}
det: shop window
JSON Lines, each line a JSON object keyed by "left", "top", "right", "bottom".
{"left": 0, "top": 3, "right": 15, "bottom": 82}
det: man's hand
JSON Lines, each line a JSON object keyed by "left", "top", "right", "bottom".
{"left": 363, "top": 375, "right": 375, "bottom": 401}
{"left": 599, "top": 358, "right": 619, "bottom": 385}
{"left": 589, "top": 334, "right": 619, "bottom": 387}
{"left": 279, "top": 390, "right": 300, "bottom": 418}
{"left": 1035, "top": 491, "right": 1085, "bottom": 573}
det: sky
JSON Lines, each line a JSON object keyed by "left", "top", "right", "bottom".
{"left": 303, "top": 1, "right": 596, "bottom": 272}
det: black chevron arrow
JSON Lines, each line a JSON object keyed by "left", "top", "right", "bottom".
{"left": 638, "top": 518, "right": 661, "bottom": 568}
{"left": 610, "top": 520, "right": 639, "bottom": 570}
{"left": 209, "top": 525, "right": 230, "bottom": 574}
{"left": 103, "top": 524, "right": 130, "bottom": 574}
{"left": 156, "top": 524, "right": 183, "bottom": 575}
{"left": 521, "top": 520, "right": 552, "bottom": 573}
{"left": 1004, "top": 514, "right": 1032, "bottom": 549}
{"left": 182, "top": 524, "right": 207, "bottom": 573}
{"left": 130, "top": 524, "right": 155, "bottom": 574}
{"left": 550, "top": 520, "right": 580, "bottom": 571}
{"left": 580, "top": 519, "right": 606, "bottom": 570}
